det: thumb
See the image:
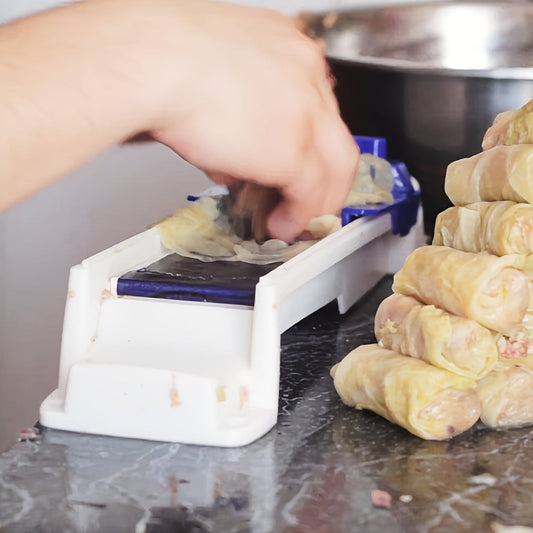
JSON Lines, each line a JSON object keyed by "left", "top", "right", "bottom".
{"left": 266, "top": 200, "right": 309, "bottom": 243}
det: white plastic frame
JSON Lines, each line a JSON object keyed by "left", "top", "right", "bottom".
{"left": 40, "top": 204, "right": 425, "bottom": 446}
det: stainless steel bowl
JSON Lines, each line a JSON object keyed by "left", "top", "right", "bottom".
{"left": 305, "top": 1, "right": 533, "bottom": 234}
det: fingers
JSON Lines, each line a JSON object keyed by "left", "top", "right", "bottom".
{"left": 231, "top": 183, "right": 281, "bottom": 242}
{"left": 266, "top": 200, "right": 305, "bottom": 243}
{"left": 263, "top": 32, "right": 355, "bottom": 242}
{"left": 267, "top": 119, "right": 359, "bottom": 242}
{"left": 149, "top": 1, "right": 358, "bottom": 243}
{"left": 207, "top": 96, "right": 358, "bottom": 243}
{"left": 290, "top": 15, "right": 338, "bottom": 114}
{"left": 290, "top": 33, "right": 339, "bottom": 115}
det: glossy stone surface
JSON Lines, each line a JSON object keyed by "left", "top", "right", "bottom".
{"left": 1, "top": 276, "right": 533, "bottom": 533}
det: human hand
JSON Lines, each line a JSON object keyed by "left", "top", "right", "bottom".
{"left": 146, "top": 0, "right": 359, "bottom": 242}
{"left": 0, "top": 0, "right": 358, "bottom": 224}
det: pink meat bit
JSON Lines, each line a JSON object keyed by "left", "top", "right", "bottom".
{"left": 371, "top": 489, "right": 392, "bottom": 508}
{"left": 497, "top": 337, "right": 528, "bottom": 359}
{"left": 18, "top": 427, "right": 39, "bottom": 441}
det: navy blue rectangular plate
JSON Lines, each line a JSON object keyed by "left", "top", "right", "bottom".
{"left": 117, "top": 253, "right": 280, "bottom": 306}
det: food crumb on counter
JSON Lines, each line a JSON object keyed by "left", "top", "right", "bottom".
{"left": 469, "top": 473, "right": 498, "bottom": 486}
{"left": 371, "top": 489, "right": 392, "bottom": 508}
{"left": 18, "top": 427, "right": 39, "bottom": 441}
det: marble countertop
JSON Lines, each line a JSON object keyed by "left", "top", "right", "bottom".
{"left": 1, "top": 276, "right": 533, "bottom": 533}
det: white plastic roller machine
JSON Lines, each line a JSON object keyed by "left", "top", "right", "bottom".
{"left": 39, "top": 136, "right": 426, "bottom": 447}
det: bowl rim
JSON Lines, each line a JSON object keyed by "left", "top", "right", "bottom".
{"left": 307, "top": 1, "right": 533, "bottom": 80}
{"left": 327, "top": 57, "right": 533, "bottom": 81}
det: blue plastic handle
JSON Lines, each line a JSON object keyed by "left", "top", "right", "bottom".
{"left": 342, "top": 137, "right": 420, "bottom": 236}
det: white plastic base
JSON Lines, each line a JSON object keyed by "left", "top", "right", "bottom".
{"left": 40, "top": 206, "right": 425, "bottom": 446}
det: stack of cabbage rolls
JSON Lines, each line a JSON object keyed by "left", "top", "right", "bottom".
{"left": 332, "top": 99, "right": 533, "bottom": 439}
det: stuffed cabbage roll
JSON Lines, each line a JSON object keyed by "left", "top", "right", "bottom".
{"left": 476, "top": 363, "right": 533, "bottom": 428}
{"left": 433, "top": 201, "right": 533, "bottom": 256}
{"left": 482, "top": 99, "right": 533, "bottom": 150}
{"left": 482, "top": 109, "right": 521, "bottom": 151}
{"left": 392, "top": 246, "right": 529, "bottom": 335}
{"left": 331, "top": 344, "right": 480, "bottom": 440}
{"left": 375, "top": 294, "right": 498, "bottom": 379}
{"left": 444, "top": 145, "right": 533, "bottom": 206}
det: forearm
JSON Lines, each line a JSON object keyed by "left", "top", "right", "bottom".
{"left": 0, "top": 0, "right": 180, "bottom": 210}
